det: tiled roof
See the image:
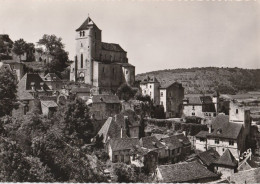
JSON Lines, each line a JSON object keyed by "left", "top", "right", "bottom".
{"left": 17, "top": 90, "right": 34, "bottom": 100}
{"left": 197, "top": 149, "right": 220, "bottom": 167}
{"left": 76, "top": 17, "right": 99, "bottom": 31}
{"left": 43, "top": 73, "right": 62, "bottom": 81}
{"left": 214, "top": 149, "right": 238, "bottom": 167}
{"left": 162, "top": 135, "right": 183, "bottom": 150}
{"left": 91, "top": 94, "right": 120, "bottom": 104}
{"left": 140, "top": 136, "right": 165, "bottom": 150}
{"left": 41, "top": 100, "right": 58, "bottom": 108}
{"left": 18, "top": 73, "right": 50, "bottom": 91}
{"left": 230, "top": 167, "right": 260, "bottom": 184}
{"left": 101, "top": 42, "right": 126, "bottom": 53}
{"left": 140, "top": 76, "right": 159, "bottom": 84}
{"left": 119, "top": 63, "right": 134, "bottom": 67}
{"left": 209, "top": 114, "right": 242, "bottom": 140}
{"left": 152, "top": 133, "right": 169, "bottom": 141}
{"left": 109, "top": 138, "right": 139, "bottom": 151}
{"left": 160, "top": 82, "right": 183, "bottom": 89}
{"left": 158, "top": 161, "right": 219, "bottom": 183}
{"left": 195, "top": 131, "right": 209, "bottom": 138}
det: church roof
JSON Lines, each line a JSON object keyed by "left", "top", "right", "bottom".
{"left": 76, "top": 17, "right": 99, "bottom": 31}
{"left": 101, "top": 42, "right": 126, "bottom": 53}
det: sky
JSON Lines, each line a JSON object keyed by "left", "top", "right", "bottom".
{"left": 0, "top": 0, "right": 259, "bottom": 74}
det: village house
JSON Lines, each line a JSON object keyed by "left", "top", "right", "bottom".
{"left": 155, "top": 161, "right": 219, "bottom": 183}
{"left": 139, "top": 136, "right": 168, "bottom": 161}
{"left": 140, "top": 76, "right": 160, "bottom": 106}
{"left": 40, "top": 100, "right": 58, "bottom": 117}
{"left": 183, "top": 94, "right": 217, "bottom": 119}
{"left": 12, "top": 73, "right": 52, "bottom": 116}
{"left": 42, "top": 73, "right": 63, "bottom": 90}
{"left": 96, "top": 110, "right": 141, "bottom": 144}
{"left": 197, "top": 148, "right": 220, "bottom": 172}
{"left": 70, "top": 86, "right": 91, "bottom": 100}
{"left": 70, "top": 16, "right": 135, "bottom": 91}
{"left": 213, "top": 149, "right": 238, "bottom": 178}
{"left": 130, "top": 145, "right": 158, "bottom": 174}
{"left": 86, "top": 94, "right": 121, "bottom": 120}
{"left": 159, "top": 82, "right": 184, "bottom": 118}
{"left": 161, "top": 135, "right": 183, "bottom": 163}
{"left": 195, "top": 114, "right": 247, "bottom": 160}
{"left": 107, "top": 137, "right": 139, "bottom": 164}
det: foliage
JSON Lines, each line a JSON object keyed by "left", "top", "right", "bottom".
{"left": 12, "top": 39, "right": 27, "bottom": 61}
{"left": 37, "top": 34, "right": 69, "bottom": 77}
{"left": 0, "top": 69, "right": 17, "bottom": 117}
{"left": 117, "top": 83, "right": 137, "bottom": 101}
{"left": 152, "top": 105, "right": 166, "bottom": 119}
{"left": 0, "top": 96, "right": 107, "bottom": 182}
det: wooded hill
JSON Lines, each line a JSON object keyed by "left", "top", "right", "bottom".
{"left": 136, "top": 67, "right": 260, "bottom": 94}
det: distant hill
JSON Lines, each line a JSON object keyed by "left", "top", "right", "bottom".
{"left": 136, "top": 67, "right": 260, "bottom": 94}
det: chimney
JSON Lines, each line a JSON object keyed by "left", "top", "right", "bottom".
{"left": 30, "top": 82, "right": 35, "bottom": 91}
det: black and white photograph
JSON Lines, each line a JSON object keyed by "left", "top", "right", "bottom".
{"left": 0, "top": 0, "right": 260, "bottom": 183}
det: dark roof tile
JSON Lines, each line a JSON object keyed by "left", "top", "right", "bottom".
{"left": 109, "top": 138, "right": 139, "bottom": 151}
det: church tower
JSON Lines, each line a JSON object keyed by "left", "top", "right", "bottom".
{"left": 72, "top": 16, "right": 102, "bottom": 84}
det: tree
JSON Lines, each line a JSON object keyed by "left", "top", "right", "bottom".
{"left": 38, "top": 34, "right": 69, "bottom": 76}
{"left": 0, "top": 69, "right": 17, "bottom": 117}
{"left": 12, "top": 39, "right": 27, "bottom": 62}
{"left": 117, "top": 83, "right": 137, "bottom": 101}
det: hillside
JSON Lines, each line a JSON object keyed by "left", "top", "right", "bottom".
{"left": 136, "top": 67, "right": 260, "bottom": 94}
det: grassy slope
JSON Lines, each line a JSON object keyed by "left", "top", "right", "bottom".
{"left": 136, "top": 67, "right": 260, "bottom": 94}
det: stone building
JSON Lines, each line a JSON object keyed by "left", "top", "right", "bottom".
{"left": 183, "top": 94, "right": 217, "bottom": 119}
{"left": 70, "top": 17, "right": 135, "bottom": 91}
{"left": 140, "top": 76, "right": 160, "bottom": 106}
{"left": 159, "top": 82, "right": 184, "bottom": 118}
{"left": 43, "top": 73, "right": 63, "bottom": 90}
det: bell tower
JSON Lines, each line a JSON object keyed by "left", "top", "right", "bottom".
{"left": 74, "top": 16, "right": 102, "bottom": 85}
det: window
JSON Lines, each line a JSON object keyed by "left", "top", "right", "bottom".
{"left": 79, "top": 31, "right": 82, "bottom": 37}
{"left": 150, "top": 85, "right": 152, "bottom": 88}
{"left": 82, "top": 31, "right": 85, "bottom": 36}
{"left": 200, "top": 138, "right": 205, "bottom": 142}
{"left": 192, "top": 112, "right": 195, "bottom": 116}
{"left": 126, "top": 70, "right": 128, "bottom": 74}
{"left": 215, "top": 139, "right": 219, "bottom": 144}
{"left": 81, "top": 54, "right": 83, "bottom": 68}
{"left": 192, "top": 105, "right": 195, "bottom": 110}
{"left": 160, "top": 101, "right": 163, "bottom": 105}
{"left": 236, "top": 109, "right": 238, "bottom": 114}
{"left": 150, "top": 92, "right": 152, "bottom": 96}
{"left": 161, "top": 92, "right": 163, "bottom": 97}
{"left": 24, "top": 105, "right": 29, "bottom": 115}
{"left": 229, "top": 140, "right": 234, "bottom": 146}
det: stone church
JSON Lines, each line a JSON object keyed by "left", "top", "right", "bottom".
{"left": 70, "top": 17, "right": 135, "bottom": 91}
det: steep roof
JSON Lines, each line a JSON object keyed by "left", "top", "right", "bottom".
{"left": 109, "top": 138, "right": 139, "bottom": 151}
{"left": 18, "top": 73, "right": 50, "bottom": 91}
{"left": 160, "top": 82, "right": 183, "bottom": 89}
{"left": 140, "top": 76, "right": 159, "bottom": 84}
{"left": 197, "top": 149, "right": 220, "bottom": 167}
{"left": 140, "top": 136, "right": 165, "bottom": 150}
{"left": 158, "top": 161, "right": 219, "bottom": 183}
{"left": 101, "top": 42, "right": 126, "bottom": 53}
{"left": 76, "top": 17, "right": 99, "bottom": 31}
{"left": 97, "top": 117, "right": 127, "bottom": 143}
{"left": 91, "top": 94, "right": 120, "bottom": 104}
{"left": 17, "top": 90, "right": 34, "bottom": 100}
{"left": 162, "top": 135, "right": 183, "bottom": 150}
{"left": 214, "top": 149, "right": 238, "bottom": 167}
{"left": 209, "top": 115, "right": 242, "bottom": 140}
{"left": 43, "top": 73, "right": 62, "bottom": 82}
{"left": 195, "top": 131, "right": 209, "bottom": 138}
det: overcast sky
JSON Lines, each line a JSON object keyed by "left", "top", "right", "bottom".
{"left": 0, "top": 0, "right": 259, "bottom": 74}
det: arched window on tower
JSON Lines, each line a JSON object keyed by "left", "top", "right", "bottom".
{"left": 81, "top": 54, "right": 83, "bottom": 68}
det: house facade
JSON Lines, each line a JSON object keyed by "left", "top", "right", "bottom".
{"left": 140, "top": 76, "right": 160, "bottom": 106}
